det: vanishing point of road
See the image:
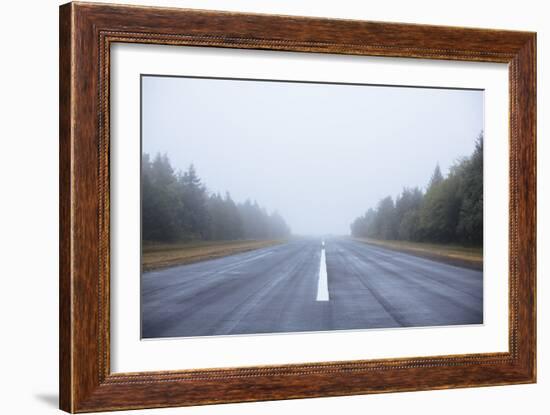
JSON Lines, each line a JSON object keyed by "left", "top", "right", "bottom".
{"left": 141, "top": 238, "right": 483, "bottom": 338}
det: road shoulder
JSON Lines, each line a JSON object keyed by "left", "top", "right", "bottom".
{"left": 142, "top": 239, "right": 286, "bottom": 272}
{"left": 353, "top": 238, "right": 483, "bottom": 271}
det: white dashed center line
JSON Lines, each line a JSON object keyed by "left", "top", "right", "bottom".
{"left": 316, "top": 240, "right": 329, "bottom": 301}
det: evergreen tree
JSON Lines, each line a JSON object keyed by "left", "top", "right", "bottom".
{"left": 375, "top": 196, "right": 397, "bottom": 240}
{"left": 268, "top": 211, "right": 291, "bottom": 238}
{"left": 142, "top": 153, "right": 182, "bottom": 242}
{"left": 396, "top": 187, "right": 423, "bottom": 240}
{"left": 141, "top": 153, "right": 291, "bottom": 243}
{"left": 456, "top": 133, "right": 483, "bottom": 245}
{"left": 349, "top": 132, "right": 483, "bottom": 246}
{"left": 223, "top": 192, "right": 243, "bottom": 240}
{"left": 427, "top": 164, "right": 444, "bottom": 190}
{"left": 419, "top": 174, "right": 461, "bottom": 242}
{"left": 350, "top": 208, "right": 377, "bottom": 238}
{"left": 179, "top": 164, "right": 210, "bottom": 239}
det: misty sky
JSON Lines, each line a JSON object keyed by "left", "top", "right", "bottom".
{"left": 142, "top": 76, "right": 483, "bottom": 236}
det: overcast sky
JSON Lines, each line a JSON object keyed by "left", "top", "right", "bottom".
{"left": 142, "top": 76, "right": 483, "bottom": 235}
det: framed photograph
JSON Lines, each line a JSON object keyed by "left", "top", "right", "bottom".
{"left": 59, "top": 2, "right": 536, "bottom": 412}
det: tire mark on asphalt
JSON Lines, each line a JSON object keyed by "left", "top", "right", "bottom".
{"left": 333, "top": 248, "right": 410, "bottom": 327}
{"left": 343, "top": 241, "right": 482, "bottom": 320}
{"left": 350, "top": 241, "right": 483, "bottom": 297}
{"left": 142, "top": 242, "right": 312, "bottom": 337}
{"left": 214, "top": 244, "right": 318, "bottom": 335}
{"left": 142, "top": 246, "right": 285, "bottom": 297}
{"left": 344, "top": 240, "right": 483, "bottom": 301}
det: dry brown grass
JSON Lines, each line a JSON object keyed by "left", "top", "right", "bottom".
{"left": 142, "top": 240, "right": 285, "bottom": 272}
{"left": 354, "top": 238, "right": 483, "bottom": 270}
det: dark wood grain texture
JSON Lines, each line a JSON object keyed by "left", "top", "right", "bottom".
{"left": 59, "top": 3, "right": 73, "bottom": 411}
{"left": 59, "top": 2, "right": 536, "bottom": 412}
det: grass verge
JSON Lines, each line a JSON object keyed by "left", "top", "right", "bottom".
{"left": 354, "top": 238, "right": 483, "bottom": 270}
{"left": 142, "top": 239, "right": 285, "bottom": 272}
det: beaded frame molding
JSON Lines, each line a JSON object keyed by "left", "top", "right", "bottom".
{"left": 59, "top": 2, "right": 536, "bottom": 412}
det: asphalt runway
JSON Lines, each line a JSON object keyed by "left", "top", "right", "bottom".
{"left": 141, "top": 237, "right": 483, "bottom": 338}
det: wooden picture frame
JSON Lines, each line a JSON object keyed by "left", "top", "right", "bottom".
{"left": 59, "top": 2, "right": 536, "bottom": 412}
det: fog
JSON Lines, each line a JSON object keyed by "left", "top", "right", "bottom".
{"left": 142, "top": 76, "right": 483, "bottom": 236}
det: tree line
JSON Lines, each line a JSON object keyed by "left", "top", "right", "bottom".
{"left": 142, "top": 153, "right": 291, "bottom": 242}
{"left": 350, "top": 133, "right": 483, "bottom": 246}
